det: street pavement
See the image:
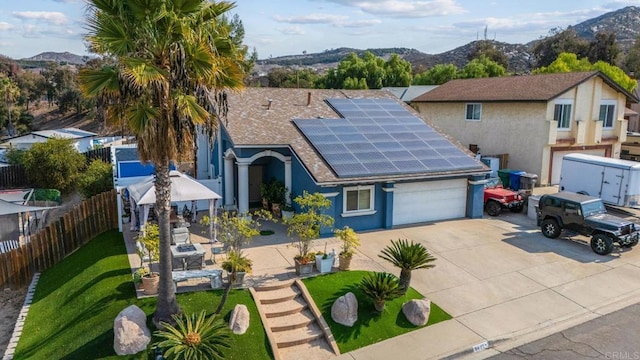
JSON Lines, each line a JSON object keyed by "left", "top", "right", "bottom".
{"left": 488, "top": 302, "right": 640, "bottom": 360}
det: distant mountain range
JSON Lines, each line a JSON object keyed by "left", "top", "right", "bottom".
{"left": 21, "top": 51, "right": 90, "bottom": 65}
{"left": 258, "top": 5, "right": 640, "bottom": 74}
{"left": 19, "top": 6, "right": 640, "bottom": 73}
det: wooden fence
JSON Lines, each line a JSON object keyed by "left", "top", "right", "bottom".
{"left": 0, "top": 189, "right": 118, "bottom": 289}
{"left": 0, "top": 164, "right": 29, "bottom": 189}
{"left": 85, "top": 146, "right": 111, "bottom": 163}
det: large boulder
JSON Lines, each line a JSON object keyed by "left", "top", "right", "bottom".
{"left": 113, "top": 305, "right": 151, "bottom": 355}
{"left": 229, "top": 304, "right": 250, "bottom": 335}
{"left": 331, "top": 292, "right": 358, "bottom": 327}
{"left": 402, "top": 299, "right": 431, "bottom": 326}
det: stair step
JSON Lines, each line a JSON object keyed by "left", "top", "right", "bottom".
{"left": 263, "top": 297, "right": 308, "bottom": 318}
{"left": 278, "top": 338, "right": 336, "bottom": 360}
{"left": 274, "top": 323, "right": 324, "bottom": 348}
{"left": 254, "top": 280, "right": 295, "bottom": 292}
{"left": 269, "top": 310, "right": 315, "bottom": 332}
{"left": 258, "top": 286, "right": 301, "bottom": 304}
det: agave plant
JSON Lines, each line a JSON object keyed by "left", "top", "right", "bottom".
{"left": 359, "top": 272, "right": 403, "bottom": 312}
{"left": 378, "top": 239, "right": 437, "bottom": 295}
{"left": 154, "top": 310, "right": 231, "bottom": 360}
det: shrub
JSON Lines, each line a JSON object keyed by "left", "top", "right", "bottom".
{"left": 77, "top": 159, "right": 113, "bottom": 198}
{"left": 359, "top": 272, "right": 403, "bottom": 312}
{"left": 23, "top": 138, "right": 85, "bottom": 194}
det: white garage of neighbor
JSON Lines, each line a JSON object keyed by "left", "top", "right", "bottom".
{"left": 392, "top": 178, "right": 468, "bottom": 226}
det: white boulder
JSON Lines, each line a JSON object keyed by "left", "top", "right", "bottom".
{"left": 331, "top": 292, "right": 358, "bottom": 327}
{"left": 113, "top": 305, "right": 151, "bottom": 355}
{"left": 402, "top": 299, "right": 431, "bottom": 326}
{"left": 229, "top": 304, "right": 250, "bottom": 334}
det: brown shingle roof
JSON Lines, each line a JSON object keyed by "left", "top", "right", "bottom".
{"left": 223, "top": 88, "right": 486, "bottom": 184}
{"left": 412, "top": 71, "right": 627, "bottom": 102}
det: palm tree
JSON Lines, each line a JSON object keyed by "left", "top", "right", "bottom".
{"left": 80, "top": 0, "right": 245, "bottom": 325}
{"left": 378, "top": 239, "right": 437, "bottom": 295}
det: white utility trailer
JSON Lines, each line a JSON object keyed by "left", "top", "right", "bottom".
{"left": 559, "top": 153, "right": 640, "bottom": 208}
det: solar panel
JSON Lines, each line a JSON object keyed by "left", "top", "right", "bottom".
{"left": 292, "top": 99, "right": 483, "bottom": 177}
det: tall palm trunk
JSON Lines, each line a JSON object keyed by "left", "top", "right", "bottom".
{"left": 153, "top": 162, "right": 181, "bottom": 326}
{"left": 399, "top": 268, "right": 411, "bottom": 295}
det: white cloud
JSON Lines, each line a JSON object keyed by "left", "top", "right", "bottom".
{"left": 278, "top": 26, "right": 306, "bottom": 35}
{"left": 0, "top": 22, "right": 14, "bottom": 31}
{"left": 273, "top": 13, "right": 348, "bottom": 24}
{"left": 13, "top": 11, "right": 68, "bottom": 25}
{"left": 314, "top": 0, "right": 466, "bottom": 18}
{"left": 340, "top": 19, "right": 382, "bottom": 27}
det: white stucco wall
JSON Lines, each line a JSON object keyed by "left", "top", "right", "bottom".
{"left": 415, "top": 102, "right": 549, "bottom": 179}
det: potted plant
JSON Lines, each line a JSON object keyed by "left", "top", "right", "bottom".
{"left": 136, "top": 223, "right": 160, "bottom": 295}
{"left": 270, "top": 180, "right": 286, "bottom": 218}
{"left": 260, "top": 183, "right": 272, "bottom": 210}
{"left": 122, "top": 211, "right": 130, "bottom": 224}
{"left": 359, "top": 272, "right": 403, "bottom": 312}
{"left": 315, "top": 250, "right": 335, "bottom": 274}
{"left": 221, "top": 250, "right": 252, "bottom": 287}
{"left": 285, "top": 191, "right": 335, "bottom": 276}
{"left": 335, "top": 226, "right": 360, "bottom": 270}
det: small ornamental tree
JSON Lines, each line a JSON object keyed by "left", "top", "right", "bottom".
{"left": 23, "top": 138, "right": 85, "bottom": 194}
{"left": 285, "top": 191, "right": 335, "bottom": 263}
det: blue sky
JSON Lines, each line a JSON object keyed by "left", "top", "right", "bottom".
{"left": 0, "top": 0, "right": 639, "bottom": 60}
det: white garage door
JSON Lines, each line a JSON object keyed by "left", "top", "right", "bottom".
{"left": 393, "top": 179, "right": 467, "bottom": 226}
{"left": 551, "top": 149, "right": 606, "bottom": 185}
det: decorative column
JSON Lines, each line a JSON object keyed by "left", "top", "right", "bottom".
{"left": 237, "top": 162, "right": 250, "bottom": 214}
{"left": 224, "top": 156, "right": 234, "bottom": 207}
{"left": 284, "top": 159, "right": 292, "bottom": 204}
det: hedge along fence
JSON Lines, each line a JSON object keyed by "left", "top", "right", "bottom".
{"left": 0, "top": 189, "right": 118, "bottom": 289}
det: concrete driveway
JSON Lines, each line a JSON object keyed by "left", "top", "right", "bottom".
{"left": 328, "top": 212, "right": 640, "bottom": 359}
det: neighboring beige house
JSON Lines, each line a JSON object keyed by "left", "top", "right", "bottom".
{"left": 412, "top": 71, "right": 638, "bottom": 185}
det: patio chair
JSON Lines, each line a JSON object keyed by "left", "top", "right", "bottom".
{"left": 210, "top": 242, "right": 228, "bottom": 264}
{"left": 171, "top": 227, "right": 190, "bottom": 245}
{"left": 186, "top": 254, "right": 205, "bottom": 270}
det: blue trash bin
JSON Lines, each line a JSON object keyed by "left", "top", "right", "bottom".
{"left": 509, "top": 171, "right": 526, "bottom": 191}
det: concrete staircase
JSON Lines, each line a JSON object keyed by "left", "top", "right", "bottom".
{"left": 250, "top": 279, "right": 340, "bottom": 360}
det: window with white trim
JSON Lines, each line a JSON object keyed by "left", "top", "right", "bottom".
{"left": 599, "top": 101, "right": 616, "bottom": 129}
{"left": 465, "top": 103, "right": 481, "bottom": 121}
{"left": 343, "top": 185, "right": 374, "bottom": 214}
{"left": 553, "top": 101, "right": 572, "bottom": 130}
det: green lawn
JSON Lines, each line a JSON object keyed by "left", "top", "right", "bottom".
{"left": 13, "top": 230, "right": 271, "bottom": 360}
{"left": 302, "top": 271, "right": 452, "bottom": 353}
{"left": 13, "top": 230, "right": 449, "bottom": 359}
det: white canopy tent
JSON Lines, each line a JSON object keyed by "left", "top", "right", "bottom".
{"left": 127, "top": 171, "right": 222, "bottom": 240}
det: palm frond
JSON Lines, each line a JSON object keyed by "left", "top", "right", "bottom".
{"left": 378, "top": 238, "right": 437, "bottom": 271}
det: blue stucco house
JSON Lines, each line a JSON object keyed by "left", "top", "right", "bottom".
{"left": 210, "top": 88, "right": 489, "bottom": 233}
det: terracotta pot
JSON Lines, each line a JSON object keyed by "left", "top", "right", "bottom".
{"left": 141, "top": 273, "right": 159, "bottom": 295}
{"left": 339, "top": 254, "right": 352, "bottom": 270}
{"left": 271, "top": 203, "right": 281, "bottom": 218}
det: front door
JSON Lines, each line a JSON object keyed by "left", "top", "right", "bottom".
{"left": 248, "top": 166, "right": 263, "bottom": 203}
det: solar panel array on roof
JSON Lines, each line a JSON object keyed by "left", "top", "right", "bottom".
{"left": 293, "top": 98, "right": 482, "bottom": 178}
